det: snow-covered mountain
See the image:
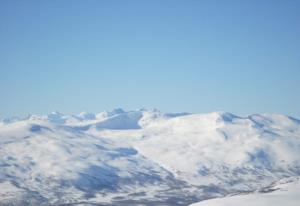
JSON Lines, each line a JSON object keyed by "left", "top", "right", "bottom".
{"left": 0, "top": 109, "right": 300, "bottom": 206}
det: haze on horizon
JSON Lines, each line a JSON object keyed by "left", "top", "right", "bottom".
{"left": 0, "top": 0, "right": 299, "bottom": 118}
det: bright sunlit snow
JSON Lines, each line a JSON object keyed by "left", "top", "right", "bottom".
{"left": 189, "top": 177, "right": 300, "bottom": 206}
{"left": 1, "top": 109, "right": 300, "bottom": 205}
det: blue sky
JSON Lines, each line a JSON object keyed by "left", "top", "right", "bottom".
{"left": 0, "top": 0, "right": 299, "bottom": 118}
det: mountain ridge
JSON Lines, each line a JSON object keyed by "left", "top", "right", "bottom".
{"left": 0, "top": 109, "right": 300, "bottom": 205}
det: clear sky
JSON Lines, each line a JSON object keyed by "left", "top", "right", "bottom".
{"left": 0, "top": 0, "right": 299, "bottom": 118}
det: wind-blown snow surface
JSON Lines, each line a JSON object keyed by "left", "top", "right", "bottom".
{"left": 0, "top": 109, "right": 300, "bottom": 206}
{"left": 189, "top": 177, "right": 300, "bottom": 206}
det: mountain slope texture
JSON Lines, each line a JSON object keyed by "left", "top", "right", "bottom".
{"left": 0, "top": 109, "right": 300, "bottom": 206}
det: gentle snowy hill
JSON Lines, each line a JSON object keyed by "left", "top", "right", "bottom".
{"left": 189, "top": 177, "right": 300, "bottom": 206}
{"left": 0, "top": 109, "right": 300, "bottom": 205}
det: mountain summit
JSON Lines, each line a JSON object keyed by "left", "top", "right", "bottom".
{"left": 0, "top": 110, "right": 300, "bottom": 205}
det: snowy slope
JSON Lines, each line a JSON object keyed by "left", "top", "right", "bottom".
{"left": 1, "top": 109, "right": 300, "bottom": 205}
{"left": 189, "top": 177, "right": 300, "bottom": 206}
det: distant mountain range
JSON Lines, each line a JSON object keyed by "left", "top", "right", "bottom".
{"left": 1, "top": 109, "right": 300, "bottom": 205}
